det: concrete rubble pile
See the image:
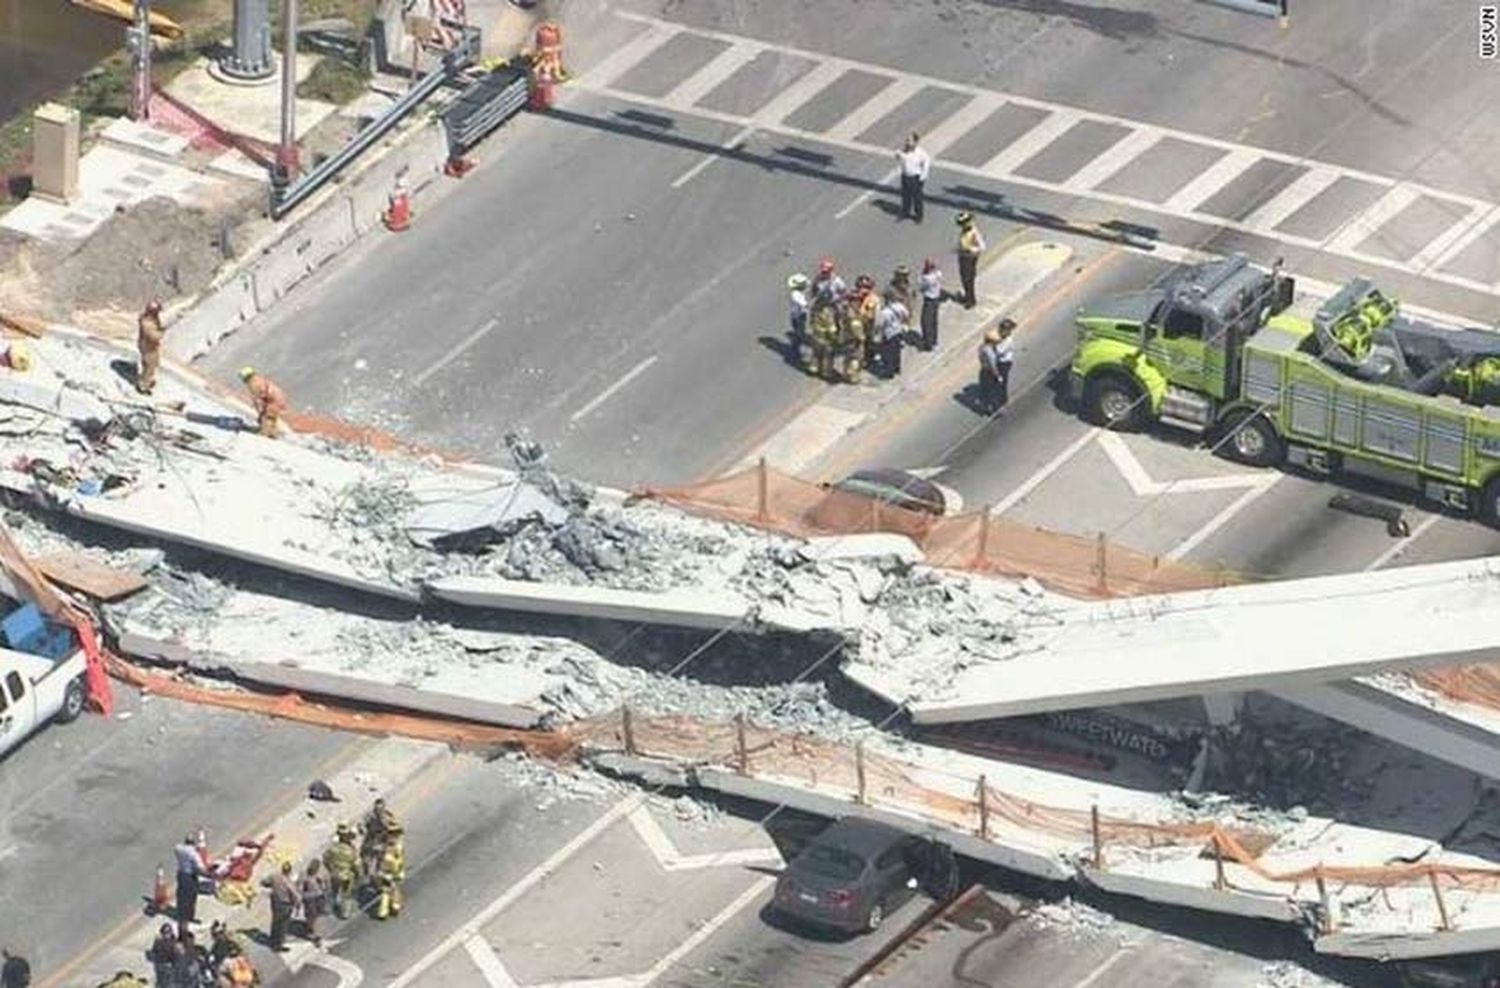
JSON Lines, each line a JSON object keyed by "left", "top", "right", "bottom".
{"left": 14, "top": 330, "right": 1500, "bottom": 961}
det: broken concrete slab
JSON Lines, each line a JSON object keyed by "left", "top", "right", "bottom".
{"left": 888, "top": 558, "right": 1500, "bottom": 723}
{"left": 403, "top": 479, "right": 568, "bottom": 548}
{"left": 119, "top": 631, "right": 549, "bottom": 729}
{"left": 426, "top": 575, "right": 751, "bottom": 630}
{"left": 799, "top": 533, "right": 923, "bottom": 567}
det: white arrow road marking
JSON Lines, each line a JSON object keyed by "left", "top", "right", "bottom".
{"left": 303, "top": 953, "right": 364, "bottom": 988}
{"left": 1096, "top": 431, "right": 1267, "bottom": 495}
{"left": 627, "top": 805, "right": 782, "bottom": 871}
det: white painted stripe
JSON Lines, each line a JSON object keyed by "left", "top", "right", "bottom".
{"left": 834, "top": 167, "right": 896, "bottom": 220}
{"left": 1323, "top": 182, "right": 1421, "bottom": 254}
{"left": 584, "top": 22, "right": 681, "bottom": 88}
{"left": 412, "top": 317, "right": 499, "bottom": 387}
{"left": 825, "top": 76, "right": 924, "bottom": 143}
{"left": 1166, "top": 476, "right": 1279, "bottom": 561}
{"left": 573, "top": 79, "right": 1500, "bottom": 302}
{"left": 1411, "top": 201, "right": 1498, "bottom": 272}
{"left": 570, "top": 355, "right": 659, "bottom": 422}
{"left": 1069, "top": 947, "right": 1133, "bottom": 988}
{"left": 1241, "top": 166, "right": 1342, "bottom": 232}
{"left": 1421, "top": 201, "right": 1500, "bottom": 273}
{"left": 465, "top": 937, "right": 520, "bottom": 988}
{"left": 752, "top": 60, "right": 848, "bottom": 126}
{"left": 1163, "top": 147, "right": 1260, "bottom": 213}
{"left": 670, "top": 124, "right": 756, "bottom": 188}
{"left": 920, "top": 92, "right": 1006, "bottom": 156}
{"left": 642, "top": 877, "right": 776, "bottom": 985}
{"left": 389, "top": 800, "right": 636, "bottom": 988}
{"left": 1363, "top": 513, "right": 1443, "bottom": 571}
{"left": 664, "top": 40, "right": 765, "bottom": 109}
{"left": 982, "top": 109, "right": 1084, "bottom": 176}
{"left": 992, "top": 427, "right": 1101, "bottom": 515}
{"left": 303, "top": 955, "right": 364, "bottom": 988}
{"left": 1060, "top": 126, "right": 1163, "bottom": 193}
{"left": 628, "top": 805, "right": 781, "bottom": 871}
{"left": 1097, "top": 431, "right": 1267, "bottom": 495}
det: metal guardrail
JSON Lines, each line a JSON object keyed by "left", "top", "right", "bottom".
{"left": 443, "top": 64, "right": 529, "bottom": 155}
{"left": 268, "top": 28, "right": 480, "bottom": 219}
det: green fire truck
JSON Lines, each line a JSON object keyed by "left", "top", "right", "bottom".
{"left": 1067, "top": 254, "right": 1500, "bottom": 522}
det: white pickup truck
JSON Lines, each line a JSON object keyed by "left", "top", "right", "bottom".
{"left": 0, "top": 616, "right": 87, "bottom": 759}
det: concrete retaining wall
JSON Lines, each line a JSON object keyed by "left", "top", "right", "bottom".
{"left": 166, "top": 115, "right": 455, "bottom": 362}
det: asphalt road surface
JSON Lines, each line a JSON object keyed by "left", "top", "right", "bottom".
{"left": 0, "top": 685, "right": 356, "bottom": 985}
{"left": 148, "top": 1, "right": 1500, "bottom": 986}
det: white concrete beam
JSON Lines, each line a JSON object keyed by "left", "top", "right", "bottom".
{"left": 427, "top": 575, "right": 750, "bottom": 629}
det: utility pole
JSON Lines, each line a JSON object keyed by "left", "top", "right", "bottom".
{"left": 219, "top": 0, "right": 275, "bottom": 83}
{"left": 127, "top": 0, "right": 152, "bottom": 121}
{"left": 270, "top": 0, "right": 299, "bottom": 211}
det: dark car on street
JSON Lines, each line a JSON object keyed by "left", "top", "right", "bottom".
{"left": 771, "top": 817, "right": 925, "bottom": 934}
{"left": 826, "top": 468, "right": 949, "bottom": 516}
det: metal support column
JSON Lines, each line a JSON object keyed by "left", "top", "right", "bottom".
{"left": 219, "top": 0, "right": 275, "bottom": 82}
{"left": 271, "top": 0, "right": 300, "bottom": 205}
{"left": 127, "top": 0, "right": 152, "bottom": 121}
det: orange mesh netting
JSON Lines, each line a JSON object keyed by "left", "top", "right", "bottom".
{"left": 640, "top": 463, "right": 1233, "bottom": 599}
{"left": 578, "top": 710, "right": 1500, "bottom": 895}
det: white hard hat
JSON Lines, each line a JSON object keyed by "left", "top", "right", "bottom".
{"left": 787, "top": 273, "right": 809, "bottom": 290}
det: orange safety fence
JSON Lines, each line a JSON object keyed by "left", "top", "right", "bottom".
{"left": 639, "top": 463, "right": 1235, "bottom": 599}
{"left": 105, "top": 651, "right": 576, "bottom": 759}
{"left": 579, "top": 709, "right": 1500, "bottom": 905}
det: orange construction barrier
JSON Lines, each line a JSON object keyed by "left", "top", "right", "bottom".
{"left": 151, "top": 866, "right": 170, "bottom": 914}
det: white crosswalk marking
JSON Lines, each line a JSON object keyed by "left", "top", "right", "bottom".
{"left": 1163, "top": 147, "right": 1259, "bottom": 213}
{"left": 1323, "top": 182, "right": 1420, "bottom": 253}
{"left": 1060, "top": 126, "right": 1163, "bottom": 192}
{"left": 1240, "top": 166, "right": 1342, "bottom": 232}
{"left": 750, "top": 59, "right": 848, "bottom": 125}
{"left": 584, "top": 21, "right": 681, "bottom": 87}
{"left": 1411, "top": 201, "right": 1499, "bottom": 272}
{"left": 919, "top": 92, "right": 1005, "bottom": 155}
{"left": 665, "top": 40, "right": 765, "bottom": 109}
{"left": 825, "top": 76, "right": 925, "bottom": 142}
{"left": 582, "top": 10, "right": 1500, "bottom": 294}
{"left": 465, "top": 937, "right": 520, "bottom": 988}
{"left": 982, "top": 109, "right": 1084, "bottom": 175}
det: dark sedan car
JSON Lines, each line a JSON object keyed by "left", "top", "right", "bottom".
{"left": 826, "top": 468, "right": 949, "bottom": 517}
{"left": 772, "top": 817, "right": 924, "bottom": 934}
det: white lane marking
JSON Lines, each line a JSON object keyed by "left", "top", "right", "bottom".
{"left": 389, "top": 799, "right": 636, "bottom": 988}
{"left": 1411, "top": 201, "right": 1496, "bottom": 272}
{"left": 982, "top": 109, "right": 1083, "bottom": 176}
{"left": 303, "top": 954, "right": 364, "bottom": 988}
{"left": 921, "top": 92, "right": 1006, "bottom": 155}
{"left": 574, "top": 79, "right": 1500, "bottom": 297}
{"left": 1241, "top": 166, "right": 1342, "bottom": 232}
{"left": 1165, "top": 476, "right": 1279, "bottom": 561}
{"left": 641, "top": 877, "right": 776, "bottom": 985}
{"left": 1060, "top": 126, "right": 1164, "bottom": 193}
{"left": 570, "top": 355, "right": 659, "bottom": 423}
{"left": 465, "top": 936, "right": 521, "bottom": 988}
{"left": 826, "top": 76, "right": 924, "bottom": 144}
{"left": 670, "top": 125, "right": 756, "bottom": 188}
{"left": 1097, "top": 431, "right": 1267, "bottom": 495}
{"left": 1422, "top": 201, "right": 1500, "bottom": 273}
{"left": 992, "top": 427, "right": 1101, "bottom": 515}
{"left": 1323, "top": 182, "right": 1421, "bottom": 254}
{"left": 584, "top": 21, "right": 681, "bottom": 87}
{"left": 1162, "top": 146, "right": 1260, "bottom": 213}
{"left": 752, "top": 60, "right": 847, "bottom": 126}
{"left": 412, "top": 317, "right": 499, "bottom": 388}
{"left": 834, "top": 166, "right": 897, "bottom": 219}
{"left": 627, "top": 805, "right": 783, "bottom": 871}
{"left": 1069, "top": 946, "right": 1132, "bottom": 988}
{"left": 666, "top": 40, "right": 765, "bottom": 109}
{"left": 1363, "top": 512, "right": 1443, "bottom": 571}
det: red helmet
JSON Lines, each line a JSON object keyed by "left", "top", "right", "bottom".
{"left": 817, "top": 258, "right": 836, "bottom": 276}
{"left": 856, "top": 274, "right": 875, "bottom": 290}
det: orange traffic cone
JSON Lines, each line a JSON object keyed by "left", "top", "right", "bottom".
{"left": 383, "top": 179, "right": 411, "bottom": 232}
{"left": 152, "top": 866, "right": 170, "bottom": 914}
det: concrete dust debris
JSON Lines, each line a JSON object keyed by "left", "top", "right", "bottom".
{"left": 1024, "top": 897, "right": 1120, "bottom": 939}
{"left": 1256, "top": 961, "right": 1350, "bottom": 988}
{"left": 494, "top": 750, "right": 625, "bottom": 811}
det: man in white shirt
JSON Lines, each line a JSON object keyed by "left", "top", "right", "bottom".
{"left": 977, "top": 318, "right": 1016, "bottom": 411}
{"left": 896, "top": 132, "right": 931, "bottom": 223}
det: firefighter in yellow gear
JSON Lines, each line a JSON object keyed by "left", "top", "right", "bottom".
{"left": 372, "top": 824, "right": 406, "bottom": 920}
{"left": 808, "top": 304, "right": 840, "bottom": 381}
{"left": 324, "top": 823, "right": 361, "bottom": 919}
{"left": 849, "top": 275, "right": 879, "bottom": 381}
